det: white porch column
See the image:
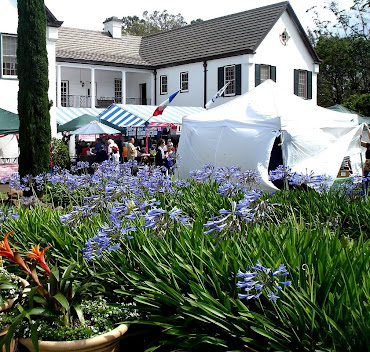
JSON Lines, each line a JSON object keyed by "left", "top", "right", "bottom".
{"left": 90, "top": 68, "right": 96, "bottom": 108}
{"left": 151, "top": 71, "right": 156, "bottom": 106}
{"left": 56, "top": 65, "right": 62, "bottom": 107}
{"left": 121, "top": 71, "right": 126, "bottom": 104}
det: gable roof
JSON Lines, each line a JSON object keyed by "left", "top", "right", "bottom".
{"left": 46, "top": 6, "right": 63, "bottom": 28}
{"left": 139, "top": 1, "right": 320, "bottom": 67}
{"left": 55, "top": 1, "right": 319, "bottom": 68}
{"left": 56, "top": 27, "right": 151, "bottom": 68}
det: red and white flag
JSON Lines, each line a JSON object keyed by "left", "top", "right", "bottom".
{"left": 152, "top": 90, "right": 180, "bottom": 116}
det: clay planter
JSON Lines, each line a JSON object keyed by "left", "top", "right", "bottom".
{"left": 19, "top": 324, "right": 129, "bottom": 352}
{"left": 0, "top": 278, "right": 28, "bottom": 352}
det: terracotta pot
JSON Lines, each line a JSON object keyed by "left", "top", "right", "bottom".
{"left": 19, "top": 324, "right": 129, "bottom": 352}
{"left": 0, "top": 327, "right": 17, "bottom": 352}
{"left": 0, "top": 278, "right": 29, "bottom": 312}
{"left": 0, "top": 278, "right": 28, "bottom": 352}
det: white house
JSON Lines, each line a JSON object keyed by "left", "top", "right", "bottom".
{"left": 0, "top": 1, "right": 320, "bottom": 136}
{"left": 0, "top": 0, "right": 62, "bottom": 136}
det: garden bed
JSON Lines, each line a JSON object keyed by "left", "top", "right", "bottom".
{"left": 0, "top": 161, "right": 368, "bottom": 351}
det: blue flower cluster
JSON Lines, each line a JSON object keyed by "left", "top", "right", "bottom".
{"left": 0, "top": 207, "right": 19, "bottom": 225}
{"left": 83, "top": 197, "right": 191, "bottom": 260}
{"left": 203, "top": 190, "right": 278, "bottom": 238}
{"left": 190, "top": 165, "right": 262, "bottom": 195}
{"left": 269, "top": 165, "right": 332, "bottom": 192}
{"left": 237, "top": 260, "right": 291, "bottom": 303}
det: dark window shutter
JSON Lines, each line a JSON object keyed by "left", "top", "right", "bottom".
{"left": 235, "top": 64, "right": 241, "bottom": 95}
{"left": 255, "top": 64, "right": 261, "bottom": 86}
{"left": 270, "top": 66, "right": 276, "bottom": 82}
{"left": 294, "top": 69, "right": 299, "bottom": 96}
{"left": 307, "top": 71, "right": 312, "bottom": 99}
{"left": 218, "top": 67, "right": 224, "bottom": 90}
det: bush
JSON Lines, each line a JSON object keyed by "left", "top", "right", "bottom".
{"left": 51, "top": 137, "right": 69, "bottom": 169}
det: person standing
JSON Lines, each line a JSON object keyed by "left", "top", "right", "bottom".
{"left": 127, "top": 138, "right": 137, "bottom": 161}
{"left": 155, "top": 139, "right": 166, "bottom": 167}
{"left": 111, "top": 146, "right": 120, "bottom": 164}
{"left": 361, "top": 122, "right": 370, "bottom": 195}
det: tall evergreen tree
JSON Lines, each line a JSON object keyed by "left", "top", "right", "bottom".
{"left": 17, "top": 0, "right": 51, "bottom": 178}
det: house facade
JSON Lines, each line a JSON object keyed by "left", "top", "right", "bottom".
{"left": 0, "top": 1, "right": 320, "bottom": 136}
{"left": 0, "top": 0, "right": 62, "bottom": 136}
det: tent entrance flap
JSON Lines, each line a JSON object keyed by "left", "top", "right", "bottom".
{"left": 268, "top": 136, "right": 284, "bottom": 189}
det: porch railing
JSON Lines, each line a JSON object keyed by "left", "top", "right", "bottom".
{"left": 61, "top": 95, "right": 151, "bottom": 108}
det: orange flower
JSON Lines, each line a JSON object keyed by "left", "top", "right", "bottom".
{"left": 0, "top": 232, "right": 31, "bottom": 275}
{"left": 25, "top": 244, "right": 51, "bottom": 275}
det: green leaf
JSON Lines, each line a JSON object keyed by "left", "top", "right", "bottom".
{"left": 52, "top": 292, "right": 70, "bottom": 312}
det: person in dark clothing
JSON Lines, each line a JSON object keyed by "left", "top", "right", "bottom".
{"left": 95, "top": 145, "right": 108, "bottom": 163}
{"left": 360, "top": 122, "right": 370, "bottom": 195}
{"left": 155, "top": 139, "right": 166, "bottom": 167}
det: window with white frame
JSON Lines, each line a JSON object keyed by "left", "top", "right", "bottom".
{"left": 115, "top": 78, "right": 122, "bottom": 103}
{"left": 224, "top": 65, "right": 235, "bottom": 96}
{"left": 160, "top": 75, "right": 168, "bottom": 95}
{"left": 298, "top": 70, "right": 307, "bottom": 99}
{"left": 260, "top": 64, "right": 270, "bottom": 83}
{"left": 1, "top": 35, "right": 17, "bottom": 77}
{"left": 180, "top": 72, "right": 188, "bottom": 92}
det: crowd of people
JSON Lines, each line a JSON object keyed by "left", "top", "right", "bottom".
{"left": 75, "top": 136, "right": 177, "bottom": 172}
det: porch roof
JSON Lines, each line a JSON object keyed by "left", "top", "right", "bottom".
{"left": 56, "top": 107, "right": 105, "bottom": 124}
{"left": 98, "top": 104, "right": 205, "bottom": 127}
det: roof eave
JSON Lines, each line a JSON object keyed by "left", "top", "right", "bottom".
{"left": 46, "top": 6, "right": 63, "bottom": 28}
{"left": 285, "top": 3, "right": 321, "bottom": 64}
{"left": 56, "top": 57, "right": 155, "bottom": 70}
{"left": 146, "top": 49, "right": 255, "bottom": 69}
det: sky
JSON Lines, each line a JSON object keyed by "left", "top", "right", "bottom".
{"left": 44, "top": 0, "right": 355, "bottom": 33}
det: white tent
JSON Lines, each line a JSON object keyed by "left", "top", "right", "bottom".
{"left": 177, "top": 80, "right": 362, "bottom": 191}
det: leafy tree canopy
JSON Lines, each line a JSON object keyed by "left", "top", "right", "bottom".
{"left": 308, "top": 0, "right": 369, "bottom": 108}
{"left": 122, "top": 10, "right": 201, "bottom": 36}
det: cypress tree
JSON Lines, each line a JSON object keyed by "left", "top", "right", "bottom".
{"left": 17, "top": 0, "right": 51, "bottom": 178}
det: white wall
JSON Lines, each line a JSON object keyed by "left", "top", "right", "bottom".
{"left": 155, "top": 10, "right": 318, "bottom": 108}
{"left": 0, "top": 0, "right": 59, "bottom": 135}
{"left": 156, "top": 62, "right": 204, "bottom": 107}
{"left": 252, "top": 11, "right": 318, "bottom": 104}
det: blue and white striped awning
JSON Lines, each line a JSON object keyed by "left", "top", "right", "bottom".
{"left": 99, "top": 104, "right": 205, "bottom": 127}
{"left": 98, "top": 105, "right": 146, "bottom": 127}
{"left": 56, "top": 107, "right": 105, "bottom": 124}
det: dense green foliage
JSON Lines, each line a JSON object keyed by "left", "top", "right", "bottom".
{"left": 17, "top": 0, "right": 51, "bottom": 178}
{"left": 122, "top": 10, "right": 200, "bottom": 36}
{"left": 309, "top": 0, "right": 369, "bottom": 108}
{"left": 50, "top": 138, "right": 70, "bottom": 169}
{"left": 343, "top": 93, "right": 370, "bottom": 117}
{"left": 1, "top": 176, "right": 368, "bottom": 351}
{"left": 315, "top": 36, "right": 370, "bottom": 107}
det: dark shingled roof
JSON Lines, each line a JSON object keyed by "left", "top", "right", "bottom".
{"left": 46, "top": 6, "right": 63, "bottom": 28}
{"left": 55, "top": 1, "right": 319, "bottom": 68}
{"left": 56, "top": 27, "right": 152, "bottom": 68}
{"left": 140, "top": 1, "right": 320, "bottom": 67}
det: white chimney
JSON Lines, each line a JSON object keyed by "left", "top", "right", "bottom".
{"left": 103, "top": 17, "right": 123, "bottom": 39}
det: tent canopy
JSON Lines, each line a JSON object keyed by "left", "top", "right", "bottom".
{"left": 0, "top": 108, "right": 19, "bottom": 134}
{"left": 56, "top": 107, "right": 105, "bottom": 124}
{"left": 70, "top": 120, "right": 121, "bottom": 135}
{"left": 98, "top": 104, "right": 204, "bottom": 127}
{"left": 57, "top": 114, "right": 125, "bottom": 132}
{"left": 328, "top": 104, "right": 369, "bottom": 125}
{"left": 177, "top": 80, "right": 362, "bottom": 191}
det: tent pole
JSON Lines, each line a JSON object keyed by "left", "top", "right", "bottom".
{"left": 280, "top": 130, "right": 289, "bottom": 191}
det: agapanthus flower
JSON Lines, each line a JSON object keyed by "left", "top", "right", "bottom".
{"left": 237, "top": 260, "right": 291, "bottom": 302}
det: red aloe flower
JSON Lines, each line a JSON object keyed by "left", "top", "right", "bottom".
{"left": 0, "top": 232, "right": 31, "bottom": 275}
{"left": 25, "top": 244, "right": 51, "bottom": 275}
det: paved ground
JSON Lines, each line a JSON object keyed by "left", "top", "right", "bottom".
{"left": 0, "top": 183, "right": 10, "bottom": 193}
